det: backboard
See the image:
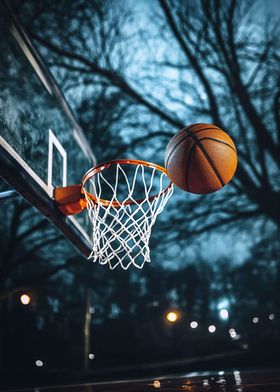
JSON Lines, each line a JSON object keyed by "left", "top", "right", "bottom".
{"left": 0, "top": 1, "right": 96, "bottom": 256}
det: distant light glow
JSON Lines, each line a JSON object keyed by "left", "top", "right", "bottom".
{"left": 208, "top": 325, "right": 216, "bottom": 333}
{"left": 234, "top": 370, "right": 242, "bottom": 386}
{"left": 218, "top": 371, "right": 224, "bottom": 376}
{"left": 190, "top": 321, "right": 198, "bottom": 329}
{"left": 217, "top": 298, "right": 230, "bottom": 310}
{"left": 89, "top": 307, "right": 95, "bottom": 314}
{"left": 89, "top": 353, "right": 95, "bottom": 360}
{"left": 152, "top": 301, "right": 159, "bottom": 307}
{"left": 20, "top": 294, "right": 31, "bottom": 305}
{"left": 35, "top": 360, "right": 43, "bottom": 367}
{"left": 253, "top": 317, "right": 259, "bottom": 324}
{"left": 219, "top": 309, "right": 229, "bottom": 320}
{"left": 217, "top": 377, "right": 226, "bottom": 385}
{"left": 166, "top": 311, "right": 178, "bottom": 323}
{"left": 242, "top": 344, "right": 249, "bottom": 349}
{"left": 153, "top": 380, "right": 161, "bottom": 388}
{"left": 229, "top": 328, "right": 240, "bottom": 340}
{"left": 269, "top": 313, "right": 275, "bottom": 320}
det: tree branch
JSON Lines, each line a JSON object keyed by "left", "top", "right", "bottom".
{"left": 32, "top": 33, "right": 184, "bottom": 129}
{"left": 159, "top": 0, "right": 222, "bottom": 125}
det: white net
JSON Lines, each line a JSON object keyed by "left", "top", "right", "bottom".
{"left": 83, "top": 162, "right": 173, "bottom": 270}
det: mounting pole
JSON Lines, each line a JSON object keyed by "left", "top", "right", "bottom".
{"left": 83, "top": 288, "right": 93, "bottom": 371}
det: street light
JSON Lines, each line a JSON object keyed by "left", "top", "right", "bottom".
{"left": 166, "top": 311, "right": 178, "bottom": 323}
{"left": 20, "top": 294, "right": 31, "bottom": 305}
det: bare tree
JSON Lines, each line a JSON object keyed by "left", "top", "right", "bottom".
{"left": 6, "top": 0, "right": 278, "bottom": 259}
{"left": 0, "top": 193, "right": 80, "bottom": 301}
{"left": 157, "top": 0, "right": 280, "bottom": 229}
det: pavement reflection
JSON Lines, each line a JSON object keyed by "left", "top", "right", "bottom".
{"left": 12, "top": 369, "right": 280, "bottom": 392}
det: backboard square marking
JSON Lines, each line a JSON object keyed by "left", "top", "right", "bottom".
{"left": 48, "top": 129, "right": 67, "bottom": 190}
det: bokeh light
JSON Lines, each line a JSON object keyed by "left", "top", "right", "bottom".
{"left": 166, "top": 311, "right": 178, "bottom": 323}
{"left": 20, "top": 294, "right": 31, "bottom": 305}
{"left": 153, "top": 380, "right": 161, "bottom": 388}
{"left": 190, "top": 321, "right": 198, "bottom": 329}
{"left": 208, "top": 325, "right": 216, "bottom": 333}
{"left": 219, "top": 308, "right": 229, "bottom": 320}
{"left": 253, "top": 317, "right": 259, "bottom": 324}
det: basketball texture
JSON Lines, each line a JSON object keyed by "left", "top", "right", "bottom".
{"left": 165, "top": 123, "right": 238, "bottom": 194}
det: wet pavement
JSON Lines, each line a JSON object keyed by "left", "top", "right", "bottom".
{"left": 11, "top": 369, "right": 280, "bottom": 391}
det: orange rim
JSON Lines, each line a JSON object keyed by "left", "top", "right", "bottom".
{"left": 82, "top": 159, "right": 173, "bottom": 207}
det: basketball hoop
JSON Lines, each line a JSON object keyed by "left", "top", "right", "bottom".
{"left": 55, "top": 159, "right": 173, "bottom": 269}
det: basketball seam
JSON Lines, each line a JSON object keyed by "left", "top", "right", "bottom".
{"left": 165, "top": 131, "right": 193, "bottom": 168}
{"left": 197, "top": 140, "right": 224, "bottom": 187}
{"left": 165, "top": 127, "right": 222, "bottom": 168}
{"left": 186, "top": 133, "right": 225, "bottom": 188}
{"left": 185, "top": 144, "right": 196, "bottom": 191}
{"left": 199, "top": 137, "right": 237, "bottom": 154}
{"left": 171, "top": 126, "right": 221, "bottom": 142}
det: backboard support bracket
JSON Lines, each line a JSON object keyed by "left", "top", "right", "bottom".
{"left": 0, "top": 141, "right": 92, "bottom": 257}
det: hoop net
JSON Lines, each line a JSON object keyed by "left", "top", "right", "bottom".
{"left": 83, "top": 161, "right": 173, "bottom": 270}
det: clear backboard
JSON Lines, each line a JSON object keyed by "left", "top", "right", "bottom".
{"left": 0, "top": 1, "right": 96, "bottom": 256}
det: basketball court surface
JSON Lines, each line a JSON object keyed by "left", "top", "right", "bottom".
{"left": 9, "top": 369, "right": 280, "bottom": 391}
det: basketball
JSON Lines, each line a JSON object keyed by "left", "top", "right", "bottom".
{"left": 165, "top": 123, "right": 238, "bottom": 194}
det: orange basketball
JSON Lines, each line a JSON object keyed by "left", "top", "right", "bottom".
{"left": 165, "top": 123, "right": 238, "bottom": 194}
